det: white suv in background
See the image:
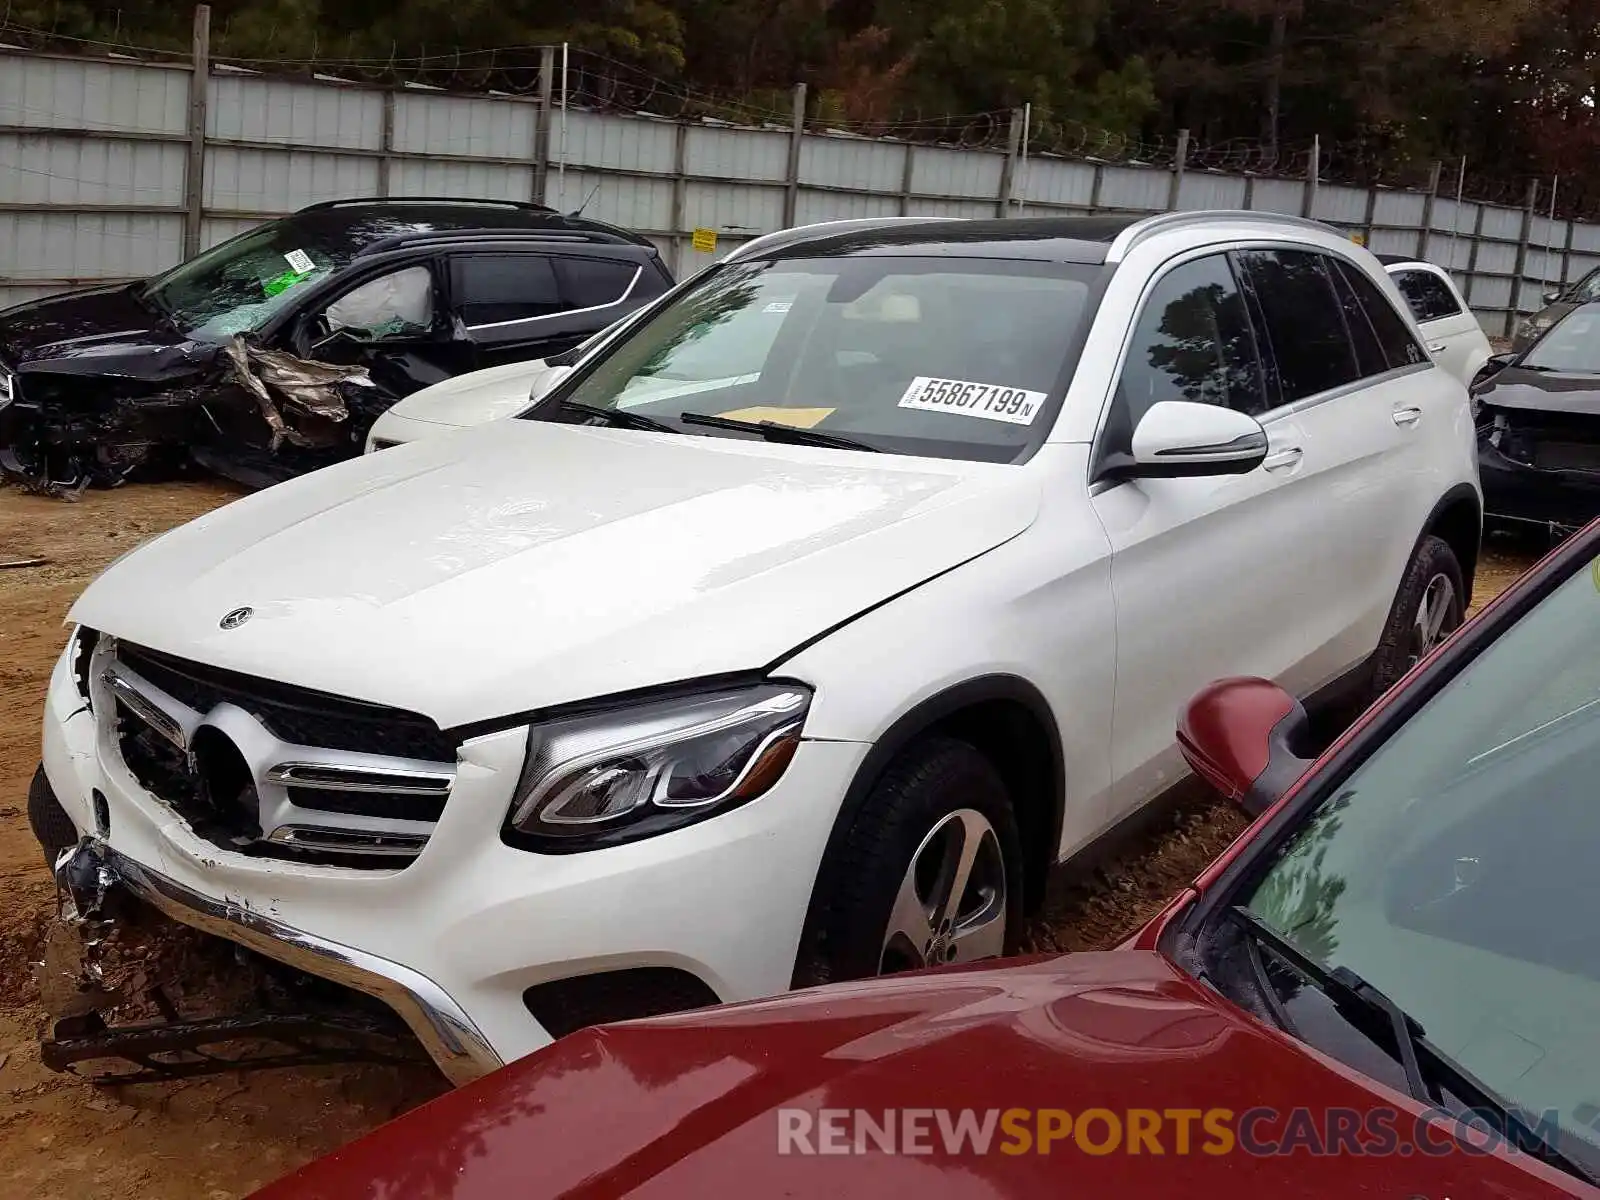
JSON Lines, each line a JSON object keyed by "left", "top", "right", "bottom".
{"left": 36, "top": 211, "right": 1481, "bottom": 1085}
{"left": 1380, "top": 255, "right": 1494, "bottom": 386}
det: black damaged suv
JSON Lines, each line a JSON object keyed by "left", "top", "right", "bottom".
{"left": 0, "top": 198, "right": 673, "bottom": 491}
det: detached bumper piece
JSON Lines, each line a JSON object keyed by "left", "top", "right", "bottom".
{"left": 39, "top": 835, "right": 502, "bottom": 1086}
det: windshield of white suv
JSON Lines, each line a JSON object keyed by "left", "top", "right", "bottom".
{"left": 528, "top": 254, "right": 1100, "bottom": 463}
{"left": 1522, "top": 305, "right": 1600, "bottom": 373}
{"left": 1242, "top": 552, "right": 1600, "bottom": 1164}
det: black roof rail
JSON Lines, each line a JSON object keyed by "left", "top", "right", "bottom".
{"left": 355, "top": 227, "right": 643, "bottom": 257}
{"left": 297, "top": 197, "right": 558, "bottom": 214}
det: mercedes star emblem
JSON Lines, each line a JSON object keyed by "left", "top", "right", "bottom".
{"left": 219, "top": 606, "right": 254, "bottom": 630}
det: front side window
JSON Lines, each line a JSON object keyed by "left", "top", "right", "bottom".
{"left": 1118, "top": 252, "right": 1267, "bottom": 425}
{"left": 1523, "top": 306, "right": 1600, "bottom": 373}
{"left": 1239, "top": 249, "right": 1360, "bottom": 403}
{"left": 528, "top": 255, "right": 1100, "bottom": 463}
{"left": 1393, "top": 269, "right": 1462, "bottom": 323}
{"left": 1242, "top": 551, "right": 1600, "bottom": 1167}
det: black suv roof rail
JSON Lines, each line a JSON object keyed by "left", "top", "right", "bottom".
{"left": 355, "top": 227, "right": 648, "bottom": 257}
{"left": 298, "top": 197, "right": 558, "bottom": 214}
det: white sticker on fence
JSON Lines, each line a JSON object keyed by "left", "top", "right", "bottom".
{"left": 896, "top": 376, "right": 1048, "bottom": 425}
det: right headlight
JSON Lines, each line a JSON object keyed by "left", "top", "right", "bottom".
{"left": 505, "top": 682, "right": 811, "bottom": 851}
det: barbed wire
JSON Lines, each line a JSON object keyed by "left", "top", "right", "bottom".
{"left": 7, "top": 15, "right": 1600, "bottom": 218}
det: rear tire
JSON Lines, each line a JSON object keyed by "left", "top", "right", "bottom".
{"left": 1369, "top": 535, "right": 1466, "bottom": 701}
{"left": 28, "top": 765, "right": 79, "bottom": 870}
{"left": 794, "top": 737, "right": 1023, "bottom": 988}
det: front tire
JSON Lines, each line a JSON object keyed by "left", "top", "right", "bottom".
{"left": 795, "top": 738, "right": 1023, "bottom": 987}
{"left": 1369, "top": 535, "right": 1466, "bottom": 700}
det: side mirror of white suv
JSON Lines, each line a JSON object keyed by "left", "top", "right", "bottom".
{"left": 1128, "top": 400, "right": 1269, "bottom": 478}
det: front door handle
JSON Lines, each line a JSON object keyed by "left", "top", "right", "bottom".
{"left": 1393, "top": 406, "right": 1423, "bottom": 428}
{"left": 1427, "top": 341, "right": 1447, "bottom": 354}
{"left": 1263, "top": 447, "right": 1303, "bottom": 471}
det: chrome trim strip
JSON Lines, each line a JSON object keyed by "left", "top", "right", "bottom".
{"left": 265, "top": 825, "right": 430, "bottom": 856}
{"left": 87, "top": 841, "right": 502, "bottom": 1085}
{"left": 266, "top": 762, "right": 455, "bottom": 796}
{"left": 102, "top": 666, "right": 187, "bottom": 750}
{"left": 464, "top": 265, "right": 643, "bottom": 333}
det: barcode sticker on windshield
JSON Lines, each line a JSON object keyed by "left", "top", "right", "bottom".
{"left": 897, "top": 376, "right": 1047, "bottom": 425}
{"left": 283, "top": 248, "right": 315, "bottom": 275}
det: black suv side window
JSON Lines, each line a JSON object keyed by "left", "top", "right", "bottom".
{"left": 1334, "top": 261, "right": 1428, "bottom": 371}
{"left": 558, "top": 257, "right": 641, "bottom": 310}
{"left": 1236, "top": 249, "right": 1359, "bottom": 404}
{"left": 1391, "top": 268, "right": 1462, "bottom": 322}
{"left": 453, "top": 255, "right": 566, "bottom": 327}
{"left": 1118, "top": 252, "right": 1268, "bottom": 426}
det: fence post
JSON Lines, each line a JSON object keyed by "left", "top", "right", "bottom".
{"left": 1088, "top": 162, "right": 1105, "bottom": 213}
{"left": 997, "top": 108, "right": 1023, "bottom": 217}
{"left": 783, "top": 83, "right": 806, "bottom": 228}
{"left": 1561, "top": 216, "right": 1575, "bottom": 289}
{"left": 1510, "top": 179, "right": 1541, "bottom": 338}
{"left": 533, "top": 45, "right": 555, "bottom": 205}
{"left": 378, "top": 90, "right": 396, "bottom": 197}
{"left": 1300, "top": 134, "right": 1320, "bottom": 218}
{"left": 1360, "top": 184, "right": 1378, "bottom": 247}
{"left": 671, "top": 121, "right": 689, "bottom": 276}
{"left": 1418, "top": 160, "right": 1442, "bottom": 262}
{"left": 1166, "top": 128, "right": 1189, "bottom": 212}
{"left": 1242, "top": 173, "right": 1255, "bottom": 211}
{"left": 899, "top": 142, "right": 916, "bottom": 216}
{"left": 1462, "top": 202, "right": 1486, "bottom": 307}
{"left": 183, "top": 4, "right": 211, "bottom": 259}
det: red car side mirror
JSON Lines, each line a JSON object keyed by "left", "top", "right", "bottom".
{"left": 1178, "top": 677, "right": 1315, "bottom": 818}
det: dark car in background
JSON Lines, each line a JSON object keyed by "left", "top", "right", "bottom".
{"left": 1512, "top": 265, "right": 1600, "bottom": 350}
{"left": 251, "top": 519, "right": 1600, "bottom": 1199}
{"left": 1475, "top": 300, "right": 1600, "bottom": 537}
{"left": 0, "top": 198, "right": 673, "bottom": 492}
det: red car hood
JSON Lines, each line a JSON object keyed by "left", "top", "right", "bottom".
{"left": 255, "top": 951, "right": 1580, "bottom": 1198}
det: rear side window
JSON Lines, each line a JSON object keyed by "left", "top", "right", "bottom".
{"left": 1237, "top": 249, "right": 1359, "bottom": 404}
{"left": 1392, "top": 269, "right": 1462, "bottom": 322}
{"left": 558, "top": 257, "right": 640, "bottom": 309}
{"left": 1336, "top": 262, "right": 1428, "bottom": 371}
{"left": 1118, "top": 252, "right": 1268, "bottom": 422}
{"left": 453, "top": 255, "right": 564, "bottom": 326}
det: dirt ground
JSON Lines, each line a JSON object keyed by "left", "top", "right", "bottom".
{"left": 0, "top": 481, "right": 1544, "bottom": 1198}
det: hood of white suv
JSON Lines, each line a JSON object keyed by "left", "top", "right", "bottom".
{"left": 71, "top": 421, "right": 1041, "bottom": 728}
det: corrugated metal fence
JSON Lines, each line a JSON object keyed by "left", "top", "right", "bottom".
{"left": 2, "top": 41, "right": 1593, "bottom": 336}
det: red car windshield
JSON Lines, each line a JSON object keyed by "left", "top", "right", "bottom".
{"left": 1243, "top": 550, "right": 1600, "bottom": 1169}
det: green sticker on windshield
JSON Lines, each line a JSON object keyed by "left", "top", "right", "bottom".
{"left": 262, "top": 268, "right": 302, "bottom": 298}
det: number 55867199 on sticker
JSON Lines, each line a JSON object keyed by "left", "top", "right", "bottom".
{"left": 897, "top": 376, "right": 1048, "bottom": 425}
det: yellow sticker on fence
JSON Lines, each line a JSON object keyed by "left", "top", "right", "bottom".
{"left": 1348, "top": 231, "right": 1367, "bottom": 246}
{"left": 691, "top": 227, "right": 718, "bottom": 253}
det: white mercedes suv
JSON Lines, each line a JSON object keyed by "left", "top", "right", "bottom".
{"left": 34, "top": 212, "right": 1482, "bottom": 1084}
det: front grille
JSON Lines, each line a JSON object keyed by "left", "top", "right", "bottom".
{"left": 105, "top": 643, "right": 458, "bottom": 869}
{"left": 117, "top": 642, "right": 460, "bottom": 761}
{"left": 285, "top": 786, "right": 446, "bottom": 823}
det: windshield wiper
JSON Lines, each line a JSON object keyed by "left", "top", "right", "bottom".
{"left": 1226, "top": 907, "right": 1599, "bottom": 1185}
{"left": 678, "top": 412, "right": 879, "bottom": 452}
{"left": 557, "top": 400, "right": 678, "bottom": 434}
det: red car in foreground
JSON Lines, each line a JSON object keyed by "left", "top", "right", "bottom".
{"left": 255, "top": 522, "right": 1600, "bottom": 1198}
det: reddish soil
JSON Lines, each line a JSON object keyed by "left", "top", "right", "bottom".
{"left": 0, "top": 481, "right": 1543, "bottom": 1197}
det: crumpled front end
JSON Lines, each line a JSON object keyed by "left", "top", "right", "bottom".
{"left": 1478, "top": 401, "right": 1600, "bottom": 534}
{"left": 1, "top": 335, "right": 399, "bottom": 498}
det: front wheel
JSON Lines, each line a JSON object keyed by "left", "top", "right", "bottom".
{"left": 1369, "top": 535, "right": 1466, "bottom": 700}
{"left": 794, "top": 737, "right": 1023, "bottom": 987}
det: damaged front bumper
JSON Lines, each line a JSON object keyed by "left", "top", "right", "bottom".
{"left": 1478, "top": 435, "right": 1600, "bottom": 535}
{"left": 45, "top": 833, "right": 502, "bottom": 1086}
